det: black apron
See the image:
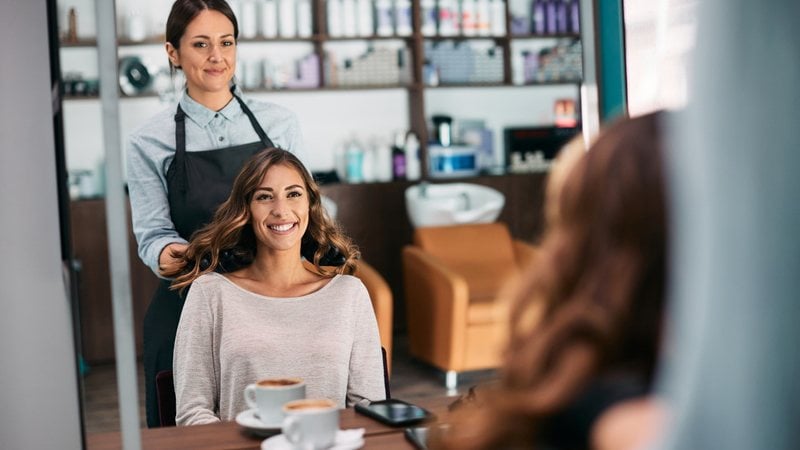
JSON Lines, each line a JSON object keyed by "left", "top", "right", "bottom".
{"left": 143, "top": 93, "right": 274, "bottom": 427}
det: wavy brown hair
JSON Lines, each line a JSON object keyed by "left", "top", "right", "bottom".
{"left": 163, "top": 148, "right": 360, "bottom": 290}
{"left": 441, "top": 112, "right": 668, "bottom": 449}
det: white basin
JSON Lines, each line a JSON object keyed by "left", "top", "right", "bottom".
{"left": 405, "top": 183, "right": 505, "bottom": 228}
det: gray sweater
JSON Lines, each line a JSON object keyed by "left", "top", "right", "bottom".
{"left": 174, "top": 272, "right": 386, "bottom": 425}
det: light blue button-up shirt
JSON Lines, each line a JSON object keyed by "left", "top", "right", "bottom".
{"left": 126, "top": 87, "right": 305, "bottom": 276}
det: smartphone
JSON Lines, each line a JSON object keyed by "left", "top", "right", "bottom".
{"left": 354, "top": 399, "right": 434, "bottom": 426}
{"left": 404, "top": 426, "right": 429, "bottom": 450}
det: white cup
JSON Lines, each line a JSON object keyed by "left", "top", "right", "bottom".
{"left": 281, "top": 399, "right": 339, "bottom": 450}
{"left": 244, "top": 378, "right": 305, "bottom": 425}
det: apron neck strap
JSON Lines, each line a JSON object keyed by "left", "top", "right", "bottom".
{"left": 232, "top": 91, "right": 273, "bottom": 149}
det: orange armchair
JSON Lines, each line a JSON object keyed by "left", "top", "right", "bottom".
{"left": 402, "top": 222, "right": 537, "bottom": 389}
{"left": 354, "top": 260, "right": 394, "bottom": 374}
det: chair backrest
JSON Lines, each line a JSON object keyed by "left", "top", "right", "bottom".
{"left": 381, "top": 347, "right": 391, "bottom": 399}
{"left": 155, "top": 369, "right": 176, "bottom": 427}
{"left": 414, "top": 222, "right": 520, "bottom": 298}
{"left": 354, "top": 260, "right": 394, "bottom": 374}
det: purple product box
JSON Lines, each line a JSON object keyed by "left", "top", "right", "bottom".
{"left": 286, "top": 54, "right": 320, "bottom": 89}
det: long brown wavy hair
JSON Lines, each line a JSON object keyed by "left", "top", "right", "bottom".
{"left": 163, "top": 148, "right": 360, "bottom": 290}
{"left": 442, "top": 112, "right": 668, "bottom": 449}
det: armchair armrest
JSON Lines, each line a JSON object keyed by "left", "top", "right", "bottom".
{"left": 402, "top": 246, "right": 470, "bottom": 371}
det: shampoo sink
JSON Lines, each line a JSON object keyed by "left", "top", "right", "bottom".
{"left": 405, "top": 183, "right": 505, "bottom": 228}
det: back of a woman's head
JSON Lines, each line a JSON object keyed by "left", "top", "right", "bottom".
{"left": 442, "top": 113, "right": 669, "bottom": 450}
{"left": 530, "top": 111, "right": 668, "bottom": 379}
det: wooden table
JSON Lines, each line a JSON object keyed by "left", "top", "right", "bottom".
{"left": 86, "top": 396, "right": 455, "bottom": 450}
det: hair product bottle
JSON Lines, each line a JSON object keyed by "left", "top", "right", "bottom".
{"left": 260, "top": 0, "right": 278, "bottom": 38}
{"left": 421, "top": 0, "right": 437, "bottom": 36}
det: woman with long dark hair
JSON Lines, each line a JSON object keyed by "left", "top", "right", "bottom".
{"left": 165, "top": 148, "right": 385, "bottom": 425}
{"left": 443, "top": 112, "right": 669, "bottom": 450}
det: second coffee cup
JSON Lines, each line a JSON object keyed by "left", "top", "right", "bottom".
{"left": 281, "top": 398, "right": 339, "bottom": 450}
{"left": 244, "top": 377, "right": 305, "bottom": 425}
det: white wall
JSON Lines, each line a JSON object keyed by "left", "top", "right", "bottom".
{"left": 0, "top": 1, "right": 83, "bottom": 449}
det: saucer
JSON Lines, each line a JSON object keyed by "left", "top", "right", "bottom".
{"left": 261, "top": 429, "right": 365, "bottom": 450}
{"left": 235, "top": 408, "right": 283, "bottom": 436}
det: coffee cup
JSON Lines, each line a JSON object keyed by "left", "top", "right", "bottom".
{"left": 244, "top": 378, "right": 305, "bottom": 425}
{"left": 281, "top": 399, "right": 339, "bottom": 450}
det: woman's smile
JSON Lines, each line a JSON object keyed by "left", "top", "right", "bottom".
{"left": 267, "top": 222, "right": 297, "bottom": 233}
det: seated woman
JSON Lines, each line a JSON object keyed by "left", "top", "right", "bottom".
{"left": 165, "top": 148, "right": 386, "bottom": 425}
{"left": 441, "top": 112, "right": 669, "bottom": 450}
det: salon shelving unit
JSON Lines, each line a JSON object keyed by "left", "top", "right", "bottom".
{"left": 59, "top": 0, "right": 585, "bottom": 175}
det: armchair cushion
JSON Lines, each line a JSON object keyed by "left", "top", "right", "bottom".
{"left": 414, "top": 223, "right": 520, "bottom": 300}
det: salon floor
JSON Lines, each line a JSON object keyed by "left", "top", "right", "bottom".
{"left": 80, "top": 334, "right": 498, "bottom": 434}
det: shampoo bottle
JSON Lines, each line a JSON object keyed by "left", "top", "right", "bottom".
{"left": 391, "top": 131, "right": 407, "bottom": 180}
{"left": 461, "top": 0, "right": 477, "bottom": 36}
{"left": 375, "top": 0, "right": 394, "bottom": 36}
{"left": 404, "top": 132, "right": 421, "bottom": 181}
{"left": 327, "top": 0, "right": 343, "bottom": 37}
{"left": 395, "top": 0, "right": 413, "bottom": 36}
{"left": 476, "top": 0, "right": 491, "bottom": 36}
{"left": 421, "top": 0, "right": 437, "bottom": 36}
{"left": 356, "top": 0, "right": 374, "bottom": 36}
{"left": 240, "top": 0, "right": 258, "bottom": 38}
{"left": 531, "top": 0, "right": 545, "bottom": 34}
{"left": 569, "top": 0, "right": 580, "bottom": 33}
{"left": 490, "top": 0, "right": 506, "bottom": 36}
{"left": 260, "top": 0, "right": 278, "bottom": 37}
{"left": 545, "top": 0, "right": 558, "bottom": 34}
{"left": 278, "top": 0, "right": 296, "bottom": 37}
{"left": 342, "top": 0, "right": 357, "bottom": 37}
{"left": 297, "top": 0, "right": 312, "bottom": 37}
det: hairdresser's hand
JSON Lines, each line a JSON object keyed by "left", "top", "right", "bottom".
{"left": 158, "top": 242, "right": 188, "bottom": 275}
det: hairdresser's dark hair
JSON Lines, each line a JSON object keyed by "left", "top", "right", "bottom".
{"left": 165, "top": 0, "right": 238, "bottom": 72}
{"left": 163, "top": 148, "right": 360, "bottom": 290}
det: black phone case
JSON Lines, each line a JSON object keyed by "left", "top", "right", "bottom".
{"left": 354, "top": 399, "right": 433, "bottom": 426}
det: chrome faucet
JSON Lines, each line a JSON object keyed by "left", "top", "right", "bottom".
{"left": 419, "top": 181, "right": 430, "bottom": 198}
{"left": 460, "top": 192, "right": 470, "bottom": 210}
